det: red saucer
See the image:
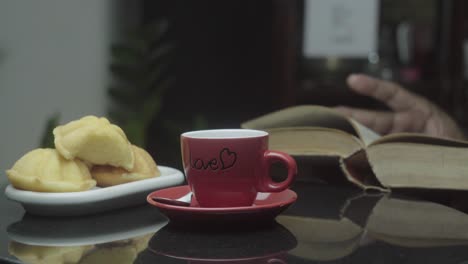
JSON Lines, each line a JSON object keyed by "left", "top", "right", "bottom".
{"left": 147, "top": 185, "right": 297, "bottom": 225}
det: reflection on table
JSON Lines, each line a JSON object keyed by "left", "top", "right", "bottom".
{"left": 9, "top": 233, "right": 152, "bottom": 264}
{"left": 136, "top": 222, "right": 295, "bottom": 263}
{"left": 278, "top": 184, "right": 468, "bottom": 263}
{"left": 6, "top": 204, "right": 167, "bottom": 264}
{"left": 5, "top": 183, "right": 468, "bottom": 264}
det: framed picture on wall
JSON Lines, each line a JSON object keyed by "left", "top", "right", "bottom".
{"left": 302, "top": 0, "right": 379, "bottom": 58}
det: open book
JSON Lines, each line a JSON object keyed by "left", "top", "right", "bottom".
{"left": 241, "top": 105, "right": 468, "bottom": 191}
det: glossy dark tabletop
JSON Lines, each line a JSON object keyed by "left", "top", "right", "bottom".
{"left": 3, "top": 179, "right": 468, "bottom": 264}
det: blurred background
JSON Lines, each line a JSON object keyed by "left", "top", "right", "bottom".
{"left": 0, "top": 0, "right": 467, "bottom": 178}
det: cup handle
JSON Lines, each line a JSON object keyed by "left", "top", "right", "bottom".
{"left": 257, "top": 150, "right": 297, "bottom": 192}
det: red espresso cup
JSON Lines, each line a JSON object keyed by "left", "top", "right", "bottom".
{"left": 181, "top": 129, "right": 297, "bottom": 208}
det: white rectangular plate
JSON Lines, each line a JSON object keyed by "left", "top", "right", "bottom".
{"left": 4, "top": 166, "right": 185, "bottom": 216}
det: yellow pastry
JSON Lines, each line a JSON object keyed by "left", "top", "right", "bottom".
{"left": 78, "top": 244, "right": 137, "bottom": 264}
{"left": 79, "top": 234, "right": 153, "bottom": 264}
{"left": 6, "top": 148, "right": 96, "bottom": 192}
{"left": 91, "top": 145, "right": 160, "bottom": 187}
{"left": 53, "top": 116, "right": 134, "bottom": 170}
{"left": 8, "top": 242, "right": 92, "bottom": 264}
{"left": 131, "top": 233, "right": 154, "bottom": 253}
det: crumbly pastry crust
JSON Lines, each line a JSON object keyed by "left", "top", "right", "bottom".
{"left": 53, "top": 116, "right": 135, "bottom": 170}
{"left": 6, "top": 148, "right": 96, "bottom": 192}
{"left": 91, "top": 145, "right": 160, "bottom": 187}
{"left": 5, "top": 116, "right": 162, "bottom": 192}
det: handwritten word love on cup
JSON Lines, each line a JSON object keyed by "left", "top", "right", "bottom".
{"left": 181, "top": 129, "right": 297, "bottom": 208}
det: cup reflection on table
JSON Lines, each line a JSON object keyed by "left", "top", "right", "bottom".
{"left": 180, "top": 129, "right": 297, "bottom": 208}
{"left": 136, "top": 222, "right": 297, "bottom": 263}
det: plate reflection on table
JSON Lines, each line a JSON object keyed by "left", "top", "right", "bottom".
{"left": 135, "top": 222, "right": 297, "bottom": 263}
{"left": 7, "top": 204, "right": 167, "bottom": 264}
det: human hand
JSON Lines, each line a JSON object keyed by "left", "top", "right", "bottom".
{"left": 334, "top": 74, "right": 465, "bottom": 140}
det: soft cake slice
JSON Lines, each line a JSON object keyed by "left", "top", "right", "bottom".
{"left": 6, "top": 148, "right": 96, "bottom": 192}
{"left": 91, "top": 145, "right": 160, "bottom": 187}
{"left": 53, "top": 116, "right": 134, "bottom": 170}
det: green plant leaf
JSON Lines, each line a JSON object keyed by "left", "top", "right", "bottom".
{"left": 141, "top": 95, "right": 162, "bottom": 124}
{"left": 108, "top": 19, "right": 173, "bottom": 148}
{"left": 148, "top": 44, "right": 173, "bottom": 62}
{"left": 108, "top": 85, "right": 140, "bottom": 106}
{"left": 110, "top": 44, "right": 141, "bottom": 66}
{"left": 143, "top": 65, "right": 166, "bottom": 91}
{"left": 121, "top": 118, "right": 146, "bottom": 147}
{"left": 109, "top": 63, "right": 143, "bottom": 83}
{"left": 140, "top": 79, "right": 173, "bottom": 124}
{"left": 124, "top": 36, "right": 149, "bottom": 56}
{"left": 39, "top": 113, "right": 60, "bottom": 148}
{"left": 144, "top": 20, "right": 169, "bottom": 42}
{"left": 192, "top": 114, "right": 209, "bottom": 130}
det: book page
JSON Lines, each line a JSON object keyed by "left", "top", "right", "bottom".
{"left": 350, "top": 120, "right": 380, "bottom": 146}
{"left": 242, "top": 105, "right": 381, "bottom": 147}
{"left": 242, "top": 105, "right": 360, "bottom": 137}
{"left": 267, "top": 127, "right": 363, "bottom": 157}
{"left": 367, "top": 143, "right": 468, "bottom": 190}
{"left": 370, "top": 132, "right": 468, "bottom": 147}
{"left": 340, "top": 149, "right": 387, "bottom": 191}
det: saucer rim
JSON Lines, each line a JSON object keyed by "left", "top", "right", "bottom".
{"left": 146, "top": 185, "right": 297, "bottom": 213}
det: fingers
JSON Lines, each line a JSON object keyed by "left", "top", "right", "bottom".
{"left": 389, "top": 111, "right": 427, "bottom": 134}
{"left": 424, "top": 106, "right": 466, "bottom": 140}
{"left": 334, "top": 106, "right": 394, "bottom": 134}
{"left": 346, "top": 74, "right": 422, "bottom": 111}
{"left": 335, "top": 106, "right": 432, "bottom": 135}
